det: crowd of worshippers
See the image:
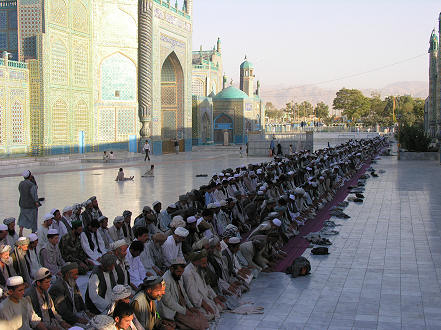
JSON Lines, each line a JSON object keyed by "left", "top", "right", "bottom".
{"left": 0, "top": 137, "right": 387, "bottom": 329}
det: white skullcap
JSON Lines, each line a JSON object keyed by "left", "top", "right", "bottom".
{"left": 219, "top": 173, "right": 225, "bottom": 177}
{"left": 152, "top": 201, "right": 161, "bottom": 207}
{"left": 50, "top": 208, "right": 58, "bottom": 215}
{"left": 113, "top": 216, "right": 124, "bottom": 224}
{"left": 68, "top": 327, "right": 84, "bottom": 330}
{"left": 111, "top": 239, "right": 128, "bottom": 250}
{"left": 0, "top": 224, "right": 7, "bottom": 231}
{"left": 272, "top": 218, "right": 282, "bottom": 227}
{"left": 62, "top": 206, "right": 72, "bottom": 213}
{"left": 228, "top": 177, "right": 234, "bottom": 181}
{"left": 168, "top": 203, "right": 177, "bottom": 209}
{"left": 112, "top": 285, "right": 132, "bottom": 301}
{"left": 228, "top": 237, "right": 241, "bottom": 244}
{"left": 186, "top": 216, "right": 197, "bottom": 224}
{"left": 0, "top": 244, "right": 11, "bottom": 253}
{"left": 22, "top": 170, "right": 31, "bottom": 178}
{"left": 27, "top": 233, "right": 38, "bottom": 242}
{"left": 319, "top": 176, "right": 325, "bottom": 180}
{"left": 219, "top": 200, "right": 227, "bottom": 207}
{"left": 3, "top": 217, "right": 15, "bottom": 225}
{"left": 98, "top": 215, "right": 108, "bottom": 222}
{"left": 48, "top": 229, "right": 58, "bottom": 235}
{"left": 256, "top": 169, "right": 263, "bottom": 174}
{"left": 42, "top": 213, "right": 54, "bottom": 222}
{"left": 175, "top": 227, "right": 189, "bottom": 237}
{"left": 6, "top": 276, "right": 24, "bottom": 287}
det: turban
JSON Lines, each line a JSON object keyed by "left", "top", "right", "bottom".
{"left": 22, "top": 170, "right": 31, "bottom": 178}
{"left": 170, "top": 216, "right": 185, "bottom": 229}
{"left": 7, "top": 276, "right": 24, "bottom": 287}
{"left": 141, "top": 276, "right": 164, "bottom": 289}
{"left": 88, "top": 315, "right": 115, "bottom": 330}
{"left": 98, "top": 216, "right": 108, "bottom": 223}
{"left": 174, "top": 227, "right": 189, "bottom": 238}
{"left": 113, "top": 216, "right": 124, "bottom": 224}
{"left": 27, "top": 233, "right": 38, "bottom": 242}
{"left": 122, "top": 210, "right": 132, "bottom": 217}
{"left": 83, "top": 199, "right": 92, "bottom": 207}
{"left": 152, "top": 233, "right": 167, "bottom": 242}
{"left": 62, "top": 206, "right": 72, "bottom": 213}
{"left": 61, "top": 262, "right": 78, "bottom": 275}
{"left": 223, "top": 225, "right": 239, "bottom": 239}
{"left": 188, "top": 249, "right": 208, "bottom": 262}
{"left": 272, "top": 218, "right": 282, "bottom": 227}
{"left": 15, "top": 237, "right": 30, "bottom": 247}
{"left": 89, "top": 196, "right": 97, "bottom": 201}
{"left": 0, "top": 224, "right": 7, "bottom": 231}
{"left": 3, "top": 217, "right": 15, "bottom": 225}
{"left": 0, "top": 244, "right": 11, "bottom": 253}
{"left": 111, "top": 239, "right": 128, "bottom": 250}
{"left": 112, "top": 285, "right": 132, "bottom": 301}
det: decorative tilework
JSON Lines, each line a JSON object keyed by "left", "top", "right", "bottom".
{"left": 0, "top": 90, "right": 3, "bottom": 144}
{"left": 101, "top": 53, "right": 136, "bottom": 101}
{"left": 117, "top": 108, "right": 135, "bottom": 140}
{"left": 50, "top": 0, "right": 68, "bottom": 27}
{"left": 74, "top": 99, "right": 88, "bottom": 137}
{"left": 0, "top": 11, "right": 6, "bottom": 29}
{"left": 161, "top": 85, "right": 176, "bottom": 106}
{"left": 161, "top": 57, "right": 175, "bottom": 82}
{"left": 72, "top": 41, "right": 88, "bottom": 87}
{"left": 161, "top": 110, "right": 176, "bottom": 139}
{"left": 11, "top": 101, "right": 24, "bottom": 144}
{"left": 7, "top": 10, "right": 17, "bottom": 29}
{"left": 52, "top": 99, "right": 68, "bottom": 145}
{"left": 51, "top": 38, "right": 68, "bottom": 85}
{"left": 99, "top": 108, "right": 115, "bottom": 142}
{"left": 192, "top": 78, "right": 204, "bottom": 96}
{"left": 9, "top": 70, "right": 26, "bottom": 80}
{"left": 72, "top": 0, "right": 88, "bottom": 33}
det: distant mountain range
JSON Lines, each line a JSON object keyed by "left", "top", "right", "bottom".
{"left": 260, "top": 81, "right": 429, "bottom": 112}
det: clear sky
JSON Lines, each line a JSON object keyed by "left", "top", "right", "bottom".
{"left": 191, "top": 0, "right": 440, "bottom": 89}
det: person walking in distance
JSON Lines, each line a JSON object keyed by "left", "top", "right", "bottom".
{"left": 143, "top": 140, "right": 151, "bottom": 162}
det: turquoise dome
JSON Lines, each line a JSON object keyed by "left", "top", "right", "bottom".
{"left": 240, "top": 60, "right": 253, "bottom": 69}
{"left": 213, "top": 86, "right": 249, "bottom": 99}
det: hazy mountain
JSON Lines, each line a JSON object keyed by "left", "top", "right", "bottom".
{"left": 261, "top": 81, "right": 428, "bottom": 110}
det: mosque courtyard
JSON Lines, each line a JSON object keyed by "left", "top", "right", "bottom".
{"left": 1, "top": 150, "right": 441, "bottom": 329}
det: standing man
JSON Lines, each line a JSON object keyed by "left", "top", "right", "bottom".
{"left": 143, "top": 140, "right": 151, "bottom": 161}
{"left": 18, "top": 170, "right": 42, "bottom": 236}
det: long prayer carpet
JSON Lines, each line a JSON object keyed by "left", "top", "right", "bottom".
{"left": 273, "top": 159, "right": 373, "bottom": 272}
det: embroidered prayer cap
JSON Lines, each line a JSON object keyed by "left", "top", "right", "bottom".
{"left": 152, "top": 201, "right": 161, "bottom": 208}
{"left": 174, "top": 227, "right": 189, "bottom": 238}
{"left": 112, "top": 284, "right": 132, "bottom": 301}
{"left": 111, "top": 239, "right": 128, "bottom": 250}
{"left": 62, "top": 205, "right": 72, "bottom": 213}
{"left": 27, "top": 233, "right": 38, "bottom": 242}
{"left": 6, "top": 276, "right": 24, "bottom": 287}
{"left": 272, "top": 218, "right": 282, "bottom": 227}
{"left": 171, "top": 257, "right": 187, "bottom": 266}
{"left": 228, "top": 237, "right": 241, "bottom": 245}
{"left": 100, "top": 253, "right": 117, "bottom": 268}
{"left": 141, "top": 276, "right": 164, "bottom": 289}
{"left": 170, "top": 216, "right": 185, "bottom": 228}
{"left": 98, "top": 215, "right": 108, "bottom": 223}
{"left": 186, "top": 216, "right": 197, "bottom": 224}
{"left": 167, "top": 203, "right": 177, "bottom": 209}
{"left": 71, "top": 220, "right": 83, "bottom": 229}
{"left": 42, "top": 213, "right": 54, "bottom": 223}
{"left": 0, "top": 224, "right": 7, "bottom": 231}
{"left": 34, "top": 267, "right": 52, "bottom": 281}
{"left": 15, "top": 237, "right": 30, "bottom": 247}
{"left": 188, "top": 249, "right": 208, "bottom": 262}
{"left": 61, "top": 262, "right": 78, "bottom": 275}
{"left": 88, "top": 315, "right": 115, "bottom": 330}
{"left": 22, "top": 170, "right": 31, "bottom": 178}
{"left": 122, "top": 210, "right": 132, "bottom": 217}
{"left": 47, "top": 228, "right": 59, "bottom": 236}
{"left": 0, "top": 244, "right": 11, "bottom": 253}
{"left": 3, "top": 217, "right": 15, "bottom": 225}
{"left": 113, "top": 216, "right": 125, "bottom": 224}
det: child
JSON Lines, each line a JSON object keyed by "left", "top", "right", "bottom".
{"left": 109, "top": 151, "right": 115, "bottom": 159}
{"left": 239, "top": 146, "right": 244, "bottom": 158}
{"left": 103, "top": 151, "right": 109, "bottom": 162}
{"left": 142, "top": 164, "right": 154, "bottom": 177}
{"left": 115, "top": 168, "right": 134, "bottom": 181}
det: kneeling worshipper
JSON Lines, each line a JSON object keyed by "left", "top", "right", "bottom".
{"left": 49, "top": 262, "right": 92, "bottom": 327}
{"left": 26, "top": 233, "right": 41, "bottom": 280}
{"left": 132, "top": 276, "right": 169, "bottom": 330}
{"left": 111, "top": 240, "right": 130, "bottom": 288}
{"left": 162, "top": 226, "right": 188, "bottom": 267}
{"left": 25, "top": 267, "right": 71, "bottom": 329}
{"left": 109, "top": 216, "right": 125, "bottom": 242}
{"left": 37, "top": 213, "right": 54, "bottom": 253}
{"left": 126, "top": 240, "right": 148, "bottom": 289}
{"left": 50, "top": 208, "right": 69, "bottom": 238}
{"left": 182, "top": 250, "right": 226, "bottom": 321}
{"left": 98, "top": 215, "right": 114, "bottom": 250}
{"left": 81, "top": 219, "right": 107, "bottom": 263}
{"left": 11, "top": 237, "right": 32, "bottom": 284}
{"left": 158, "top": 258, "right": 209, "bottom": 330}
{"left": 86, "top": 253, "right": 118, "bottom": 314}
{"left": 223, "top": 237, "right": 252, "bottom": 287}
{"left": 0, "top": 245, "right": 14, "bottom": 294}
{"left": 0, "top": 276, "right": 43, "bottom": 329}
{"left": 39, "top": 228, "right": 65, "bottom": 278}
{"left": 141, "top": 233, "right": 167, "bottom": 277}
{"left": 105, "top": 285, "right": 143, "bottom": 330}
{"left": 239, "top": 235, "right": 270, "bottom": 274}
{"left": 3, "top": 217, "right": 19, "bottom": 248}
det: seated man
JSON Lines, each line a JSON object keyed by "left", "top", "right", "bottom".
{"left": 182, "top": 250, "right": 225, "bottom": 320}
{"left": 0, "top": 276, "right": 43, "bottom": 329}
{"left": 111, "top": 240, "right": 130, "bottom": 287}
{"left": 11, "top": 237, "right": 32, "bottom": 284}
{"left": 25, "top": 267, "right": 71, "bottom": 329}
{"left": 81, "top": 220, "right": 106, "bottom": 262}
{"left": 49, "top": 262, "right": 92, "bottom": 327}
{"left": 105, "top": 285, "right": 143, "bottom": 329}
{"left": 108, "top": 216, "right": 125, "bottom": 242}
{"left": 85, "top": 253, "right": 118, "bottom": 314}
{"left": 97, "top": 216, "right": 113, "bottom": 250}
{"left": 39, "top": 229, "right": 65, "bottom": 278}
{"left": 59, "top": 220, "right": 93, "bottom": 274}
{"left": 112, "top": 301, "right": 136, "bottom": 330}
{"left": 126, "top": 240, "right": 147, "bottom": 289}
{"left": 26, "top": 233, "right": 41, "bottom": 280}
{"left": 158, "top": 258, "right": 209, "bottom": 330}
{"left": 37, "top": 213, "right": 53, "bottom": 252}
{"left": 141, "top": 233, "right": 167, "bottom": 276}
{"left": 162, "top": 227, "right": 188, "bottom": 267}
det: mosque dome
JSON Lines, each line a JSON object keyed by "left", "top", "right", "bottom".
{"left": 213, "top": 86, "right": 249, "bottom": 99}
{"left": 240, "top": 56, "right": 253, "bottom": 70}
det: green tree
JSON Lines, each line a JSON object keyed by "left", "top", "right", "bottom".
{"left": 314, "top": 102, "right": 329, "bottom": 121}
{"left": 297, "top": 101, "right": 314, "bottom": 118}
{"left": 265, "top": 102, "right": 284, "bottom": 120}
{"left": 333, "top": 88, "right": 370, "bottom": 124}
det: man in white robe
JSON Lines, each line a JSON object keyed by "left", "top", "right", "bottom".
{"left": 37, "top": 213, "right": 53, "bottom": 253}
{"left": 97, "top": 216, "right": 113, "bottom": 250}
{"left": 108, "top": 216, "right": 125, "bottom": 242}
{"left": 80, "top": 220, "right": 106, "bottom": 262}
{"left": 141, "top": 233, "right": 167, "bottom": 276}
{"left": 126, "top": 240, "right": 147, "bottom": 289}
{"left": 162, "top": 227, "right": 188, "bottom": 267}
{"left": 50, "top": 209, "right": 69, "bottom": 238}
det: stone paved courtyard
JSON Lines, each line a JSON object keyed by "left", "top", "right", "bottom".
{"left": 1, "top": 151, "right": 441, "bottom": 329}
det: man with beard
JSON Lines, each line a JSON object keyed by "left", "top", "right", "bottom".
{"left": 131, "top": 276, "right": 167, "bottom": 330}
{"left": 0, "top": 245, "right": 14, "bottom": 292}
{"left": 126, "top": 241, "right": 147, "bottom": 289}
{"left": 50, "top": 209, "right": 68, "bottom": 238}
{"left": 3, "top": 217, "right": 19, "bottom": 248}
{"left": 25, "top": 267, "right": 71, "bottom": 329}
{"left": 182, "top": 250, "right": 225, "bottom": 320}
{"left": 89, "top": 196, "right": 103, "bottom": 221}
{"left": 38, "top": 213, "right": 54, "bottom": 252}
{"left": 0, "top": 276, "right": 43, "bottom": 329}
{"left": 222, "top": 237, "right": 252, "bottom": 286}
{"left": 60, "top": 206, "right": 73, "bottom": 234}
{"left": 26, "top": 233, "right": 41, "bottom": 280}
{"left": 11, "top": 237, "right": 32, "bottom": 284}
{"left": 81, "top": 220, "right": 107, "bottom": 262}
{"left": 109, "top": 216, "right": 126, "bottom": 242}
{"left": 39, "top": 229, "right": 65, "bottom": 278}
{"left": 70, "top": 203, "right": 83, "bottom": 223}
{"left": 81, "top": 199, "right": 94, "bottom": 228}
{"left": 181, "top": 216, "right": 198, "bottom": 256}
{"left": 59, "top": 220, "right": 93, "bottom": 274}
{"left": 158, "top": 258, "right": 209, "bottom": 330}
{"left": 85, "top": 253, "right": 118, "bottom": 314}
{"left": 162, "top": 227, "right": 188, "bottom": 267}
{"left": 158, "top": 204, "right": 177, "bottom": 232}
{"left": 49, "top": 262, "right": 92, "bottom": 326}
{"left": 122, "top": 210, "right": 134, "bottom": 243}
{"left": 18, "top": 170, "right": 42, "bottom": 236}
{"left": 98, "top": 216, "right": 113, "bottom": 250}
{"left": 111, "top": 240, "right": 130, "bottom": 287}
{"left": 141, "top": 233, "right": 167, "bottom": 277}
{"left": 0, "top": 224, "right": 8, "bottom": 247}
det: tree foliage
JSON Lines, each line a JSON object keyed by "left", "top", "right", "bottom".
{"left": 314, "top": 102, "right": 329, "bottom": 120}
{"left": 333, "top": 88, "right": 370, "bottom": 124}
{"left": 397, "top": 123, "right": 431, "bottom": 152}
{"left": 265, "top": 102, "right": 284, "bottom": 120}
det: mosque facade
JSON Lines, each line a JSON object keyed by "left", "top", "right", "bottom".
{"left": 192, "top": 54, "right": 265, "bottom": 145}
{"left": 0, "top": 0, "right": 193, "bottom": 155}
{"left": 426, "top": 13, "right": 441, "bottom": 139}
